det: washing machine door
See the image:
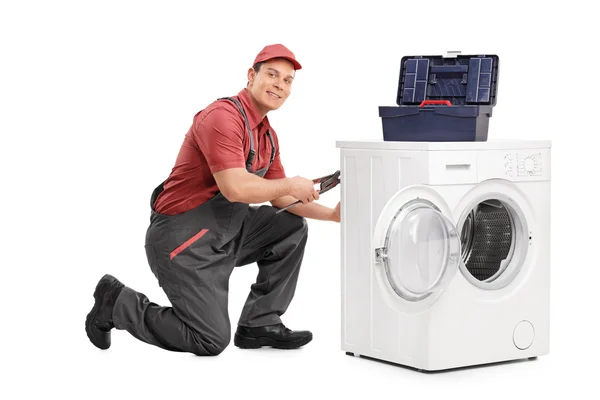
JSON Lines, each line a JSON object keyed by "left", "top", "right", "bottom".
{"left": 373, "top": 185, "right": 461, "bottom": 306}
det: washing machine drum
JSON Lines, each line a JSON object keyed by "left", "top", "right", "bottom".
{"left": 460, "top": 200, "right": 514, "bottom": 281}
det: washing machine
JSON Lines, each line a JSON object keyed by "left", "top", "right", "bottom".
{"left": 337, "top": 139, "right": 551, "bottom": 372}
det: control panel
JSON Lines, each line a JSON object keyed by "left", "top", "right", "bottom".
{"left": 503, "top": 152, "right": 543, "bottom": 177}
{"left": 477, "top": 149, "right": 550, "bottom": 182}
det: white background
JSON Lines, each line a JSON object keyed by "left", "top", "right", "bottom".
{"left": 1, "top": 0, "right": 599, "bottom": 398}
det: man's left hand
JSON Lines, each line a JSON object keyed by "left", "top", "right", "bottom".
{"left": 332, "top": 201, "right": 340, "bottom": 223}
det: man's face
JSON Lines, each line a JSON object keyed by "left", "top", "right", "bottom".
{"left": 247, "top": 58, "right": 295, "bottom": 115}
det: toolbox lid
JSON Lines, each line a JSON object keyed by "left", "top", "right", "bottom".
{"left": 396, "top": 52, "right": 499, "bottom": 107}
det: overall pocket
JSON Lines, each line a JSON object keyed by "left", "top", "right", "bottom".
{"left": 168, "top": 228, "right": 216, "bottom": 283}
{"left": 169, "top": 228, "right": 209, "bottom": 260}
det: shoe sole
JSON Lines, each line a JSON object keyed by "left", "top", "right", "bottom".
{"left": 234, "top": 332, "right": 313, "bottom": 350}
{"left": 85, "top": 274, "right": 116, "bottom": 350}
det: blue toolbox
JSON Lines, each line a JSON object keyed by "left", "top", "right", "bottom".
{"left": 378, "top": 52, "right": 499, "bottom": 141}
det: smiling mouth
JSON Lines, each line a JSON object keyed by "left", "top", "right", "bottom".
{"left": 267, "top": 91, "right": 281, "bottom": 99}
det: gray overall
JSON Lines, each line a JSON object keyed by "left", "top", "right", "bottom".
{"left": 111, "top": 97, "right": 309, "bottom": 355}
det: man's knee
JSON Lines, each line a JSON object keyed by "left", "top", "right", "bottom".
{"left": 288, "top": 214, "right": 308, "bottom": 235}
{"left": 298, "top": 216, "right": 308, "bottom": 234}
{"left": 191, "top": 328, "right": 231, "bottom": 356}
{"left": 205, "top": 335, "right": 231, "bottom": 356}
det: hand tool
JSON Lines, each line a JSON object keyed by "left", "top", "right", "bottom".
{"left": 275, "top": 170, "right": 340, "bottom": 214}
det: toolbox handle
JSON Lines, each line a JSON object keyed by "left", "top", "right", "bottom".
{"left": 419, "top": 100, "right": 453, "bottom": 107}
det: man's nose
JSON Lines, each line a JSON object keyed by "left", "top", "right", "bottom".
{"left": 274, "top": 78, "right": 285, "bottom": 90}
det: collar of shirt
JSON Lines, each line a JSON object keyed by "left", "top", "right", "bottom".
{"left": 237, "top": 88, "right": 271, "bottom": 133}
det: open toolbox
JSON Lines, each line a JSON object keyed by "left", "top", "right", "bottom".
{"left": 378, "top": 52, "right": 499, "bottom": 141}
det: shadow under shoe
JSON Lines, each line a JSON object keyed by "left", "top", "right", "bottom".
{"left": 234, "top": 323, "right": 312, "bottom": 350}
{"left": 85, "top": 274, "right": 124, "bottom": 350}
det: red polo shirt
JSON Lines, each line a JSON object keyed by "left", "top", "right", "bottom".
{"left": 153, "top": 89, "right": 286, "bottom": 215}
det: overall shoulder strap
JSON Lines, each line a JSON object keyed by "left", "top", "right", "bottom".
{"left": 265, "top": 129, "right": 276, "bottom": 166}
{"left": 217, "top": 97, "right": 255, "bottom": 171}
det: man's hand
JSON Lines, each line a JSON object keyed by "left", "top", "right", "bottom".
{"left": 271, "top": 196, "right": 340, "bottom": 222}
{"left": 288, "top": 176, "right": 319, "bottom": 204}
{"left": 331, "top": 201, "right": 340, "bottom": 223}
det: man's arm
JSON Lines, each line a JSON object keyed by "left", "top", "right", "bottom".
{"left": 213, "top": 168, "right": 291, "bottom": 203}
{"left": 196, "top": 107, "right": 317, "bottom": 205}
{"left": 271, "top": 195, "right": 340, "bottom": 222}
{"left": 213, "top": 168, "right": 318, "bottom": 205}
{"left": 259, "top": 133, "right": 338, "bottom": 221}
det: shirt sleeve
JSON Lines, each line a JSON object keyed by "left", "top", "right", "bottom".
{"left": 264, "top": 132, "right": 286, "bottom": 180}
{"left": 194, "top": 106, "right": 247, "bottom": 174}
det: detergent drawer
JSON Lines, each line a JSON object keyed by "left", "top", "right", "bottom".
{"left": 428, "top": 151, "right": 478, "bottom": 185}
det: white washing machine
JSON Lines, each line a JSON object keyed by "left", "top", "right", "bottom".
{"left": 337, "top": 139, "right": 551, "bottom": 372}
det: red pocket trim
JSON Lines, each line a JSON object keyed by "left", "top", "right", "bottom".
{"left": 170, "top": 229, "right": 209, "bottom": 260}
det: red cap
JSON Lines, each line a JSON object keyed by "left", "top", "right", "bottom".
{"left": 253, "top": 44, "right": 302, "bottom": 70}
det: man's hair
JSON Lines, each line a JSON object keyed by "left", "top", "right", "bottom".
{"left": 253, "top": 62, "right": 264, "bottom": 72}
{"left": 252, "top": 60, "right": 296, "bottom": 73}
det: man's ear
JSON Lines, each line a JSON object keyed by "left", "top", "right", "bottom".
{"left": 247, "top": 67, "right": 256, "bottom": 86}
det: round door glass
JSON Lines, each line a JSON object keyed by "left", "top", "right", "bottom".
{"left": 383, "top": 202, "right": 461, "bottom": 298}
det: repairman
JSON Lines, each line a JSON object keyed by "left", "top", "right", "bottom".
{"left": 85, "top": 44, "right": 340, "bottom": 356}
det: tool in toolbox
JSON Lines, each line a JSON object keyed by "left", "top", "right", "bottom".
{"left": 275, "top": 170, "right": 340, "bottom": 214}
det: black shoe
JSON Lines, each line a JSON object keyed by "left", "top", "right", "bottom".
{"left": 85, "top": 274, "right": 124, "bottom": 350}
{"left": 234, "top": 323, "right": 312, "bottom": 350}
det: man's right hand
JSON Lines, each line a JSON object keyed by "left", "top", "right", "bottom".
{"left": 288, "top": 176, "right": 320, "bottom": 204}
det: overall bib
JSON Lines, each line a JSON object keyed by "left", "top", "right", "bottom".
{"left": 111, "top": 97, "right": 309, "bottom": 356}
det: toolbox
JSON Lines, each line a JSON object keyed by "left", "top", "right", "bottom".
{"left": 378, "top": 52, "right": 499, "bottom": 142}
